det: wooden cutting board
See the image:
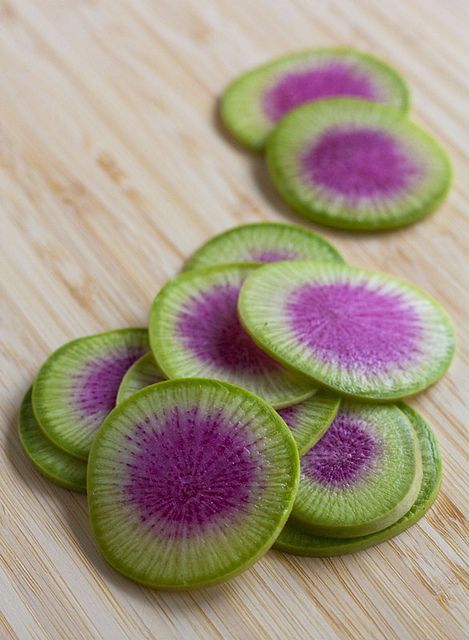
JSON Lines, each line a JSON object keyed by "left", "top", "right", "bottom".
{"left": 1, "top": 1, "right": 467, "bottom": 638}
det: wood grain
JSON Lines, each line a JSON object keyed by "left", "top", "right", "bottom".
{"left": 1, "top": 1, "right": 467, "bottom": 638}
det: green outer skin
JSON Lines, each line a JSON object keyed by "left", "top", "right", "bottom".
{"left": 288, "top": 401, "right": 423, "bottom": 537}
{"left": 238, "top": 261, "right": 456, "bottom": 401}
{"left": 183, "top": 222, "right": 344, "bottom": 271}
{"left": 18, "top": 388, "right": 87, "bottom": 493}
{"left": 149, "top": 263, "right": 316, "bottom": 409}
{"left": 221, "top": 47, "right": 410, "bottom": 151}
{"left": 116, "top": 352, "right": 166, "bottom": 405}
{"left": 266, "top": 98, "right": 452, "bottom": 231}
{"left": 278, "top": 390, "right": 340, "bottom": 456}
{"left": 88, "top": 378, "right": 300, "bottom": 590}
{"left": 32, "top": 328, "right": 149, "bottom": 461}
{"left": 273, "top": 403, "right": 441, "bottom": 556}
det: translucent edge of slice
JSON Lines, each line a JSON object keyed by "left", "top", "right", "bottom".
{"left": 183, "top": 222, "right": 345, "bottom": 271}
{"left": 116, "top": 352, "right": 166, "bottom": 405}
{"left": 149, "top": 264, "right": 317, "bottom": 409}
{"left": 273, "top": 403, "right": 441, "bottom": 556}
{"left": 19, "top": 388, "right": 87, "bottom": 493}
{"left": 282, "top": 391, "right": 341, "bottom": 456}
{"left": 221, "top": 47, "right": 411, "bottom": 151}
{"left": 265, "top": 99, "right": 452, "bottom": 231}
{"left": 32, "top": 327, "right": 149, "bottom": 461}
{"left": 238, "top": 260, "right": 456, "bottom": 401}
{"left": 87, "top": 378, "right": 300, "bottom": 590}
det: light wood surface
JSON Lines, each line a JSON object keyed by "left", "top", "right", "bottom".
{"left": 1, "top": 1, "right": 468, "bottom": 639}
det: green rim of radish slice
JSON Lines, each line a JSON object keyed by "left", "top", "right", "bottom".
{"left": 32, "top": 328, "right": 149, "bottom": 460}
{"left": 88, "top": 378, "right": 300, "bottom": 589}
{"left": 238, "top": 261, "right": 455, "bottom": 400}
{"left": 116, "top": 353, "right": 166, "bottom": 405}
{"left": 221, "top": 48, "right": 409, "bottom": 150}
{"left": 287, "top": 400, "right": 422, "bottom": 537}
{"left": 277, "top": 390, "right": 340, "bottom": 456}
{"left": 184, "top": 222, "right": 344, "bottom": 270}
{"left": 149, "top": 264, "right": 316, "bottom": 408}
{"left": 19, "top": 388, "right": 87, "bottom": 492}
{"left": 266, "top": 98, "right": 451, "bottom": 230}
{"left": 274, "top": 403, "right": 441, "bottom": 555}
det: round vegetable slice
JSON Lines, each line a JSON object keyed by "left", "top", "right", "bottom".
{"left": 277, "top": 390, "right": 340, "bottom": 455}
{"left": 33, "top": 329, "right": 149, "bottom": 460}
{"left": 289, "top": 401, "right": 422, "bottom": 537}
{"left": 116, "top": 353, "right": 166, "bottom": 405}
{"left": 150, "top": 264, "right": 316, "bottom": 408}
{"left": 266, "top": 98, "right": 451, "bottom": 230}
{"left": 88, "top": 378, "right": 300, "bottom": 589}
{"left": 19, "top": 388, "right": 87, "bottom": 492}
{"left": 222, "top": 48, "right": 409, "bottom": 150}
{"left": 239, "top": 260, "right": 455, "bottom": 400}
{"left": 184, "top": 222, "right": 344, "bottom": 271}
{"left": 274, "top": 404, "right": 441, "bottom": 555}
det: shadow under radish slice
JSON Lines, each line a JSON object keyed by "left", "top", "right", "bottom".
{"left": 277, "top": 390, "right": 340, "bottom": 456}
{"left": 221, "top": 48, "right": 409, "bottom": 150}
{"left": 19, "top": 388, "right": 87, "bottom": 492}
{"left": 88, "top": 378, "right": 300, "bottom": 589}
{"left": 183, "top": 222, "right": 344, "bottom": 271}
{"left": 288, "top": 401, "right": 423, "bottom": 538}
{"left": 266, "top": 99, "right": 451, "bottom": 231}
{"left": 274, "top": 404, "right": 441, "bottom": 556}
{"left": 150, "top": 264, "right": 316, "bottom": 408}
{"left": 239, "top": 261, "right": 455, "bottom": 400}
{"left": 32, "top": 329, "right": 149, "bottom": 460}
{"left": 116, "top": 353, "right": 165, "bottom": 405}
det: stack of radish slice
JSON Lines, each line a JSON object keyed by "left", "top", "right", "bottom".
{"left": 18, "top": 47, "right": 454, "bottom": 590}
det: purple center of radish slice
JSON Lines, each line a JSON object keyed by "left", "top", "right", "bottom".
{"left": 301, "top": 127, "right": 422, "bottom": 200}
{"left": 250, "top": 249, "right": 298, "bottom": 263}
{"left": 124, "top": 407, "right": 260, "bottom": 536}
{"left": 177, "top": 283, "right": 281, "bottom": 373}
{"left": 263, "top": 63, "right": 379, "bottom": 122}
{"left": 73, "top": 348, "right": 146, "bottom": 421}
{"left": 302, "top": 413, "right": 378, "bottom": 486}
{"left": 287, "top": 282, "right": 422, "bottom": 373}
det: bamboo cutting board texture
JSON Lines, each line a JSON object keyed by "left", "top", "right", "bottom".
{"left": 1, "top": 1, "right": 468, "bottom": 639}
